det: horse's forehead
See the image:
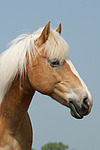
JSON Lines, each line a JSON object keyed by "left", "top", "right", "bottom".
{"left": 43, "top": 31, "right": 69, "bottom": 61}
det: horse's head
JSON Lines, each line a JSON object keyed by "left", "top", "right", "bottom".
{"left": 27, "top": 21, "right": 93, "bottom": 119}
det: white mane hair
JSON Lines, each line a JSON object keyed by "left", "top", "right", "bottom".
{"left": 0, "top": 27, "right": 69, "bottom": 103}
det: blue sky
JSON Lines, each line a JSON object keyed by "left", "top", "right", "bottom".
{"left": 0, "top": 0, "right": 100, "bottom": 150}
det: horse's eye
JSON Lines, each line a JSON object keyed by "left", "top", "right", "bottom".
{"left": 48, "top": 59, "right": 60, "bottom": 67}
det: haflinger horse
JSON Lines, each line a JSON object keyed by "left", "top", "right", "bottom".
{"left": 0, "top": 21, "right": 92, "bottom": 150}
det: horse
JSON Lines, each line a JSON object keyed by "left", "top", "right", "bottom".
{"left": 0, "top": 21, "right": 93, "bottom": 150}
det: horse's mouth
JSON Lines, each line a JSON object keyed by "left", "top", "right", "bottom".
{"left": 69, "top": 101, "right": 83, "bottom": 119}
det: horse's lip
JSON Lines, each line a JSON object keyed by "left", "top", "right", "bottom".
{"left": 69, "top": 101, "right": 83, "bottom": 119}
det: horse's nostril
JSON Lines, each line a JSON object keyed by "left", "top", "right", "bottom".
{"left": 83, "top": 98, "right": 89, "bottom": 106}
{"left": 82, "top": 98, "right": 90, "bottom": 114}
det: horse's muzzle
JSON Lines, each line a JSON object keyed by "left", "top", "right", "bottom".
{"left": 69, "top": 98, "right": 92, "bottom": 119}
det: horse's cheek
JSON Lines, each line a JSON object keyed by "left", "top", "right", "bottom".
{"left": 27, "top": 64, "right": 56, "bottom": 94}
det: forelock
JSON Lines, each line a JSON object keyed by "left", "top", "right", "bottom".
{"left": 44, "top": 29, "right": 69, "bottom": 62}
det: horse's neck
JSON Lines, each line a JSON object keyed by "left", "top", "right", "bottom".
{"left": 0, "top": 75, "right": 34, "bottom": 149}
{"left": 0, "top": 74, "right": 34, "bottom": 130}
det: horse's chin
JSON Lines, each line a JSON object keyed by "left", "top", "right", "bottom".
{"left": 69, "top": 102, "right": 83, "bottom": 119}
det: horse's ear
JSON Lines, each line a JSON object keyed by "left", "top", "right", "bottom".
{"left": 56, "top": 23, "right": 61, "bottom": 34}
{"left": 36, "top": 21, "right": 51, "bottom": 47}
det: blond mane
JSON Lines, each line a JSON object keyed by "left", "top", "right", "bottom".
{"left": 0, "top": 27, "right": 69, "bottom": 103}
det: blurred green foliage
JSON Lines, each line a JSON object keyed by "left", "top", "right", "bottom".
{"left": 32, "top": 142, "right": 69, "bottom": 150}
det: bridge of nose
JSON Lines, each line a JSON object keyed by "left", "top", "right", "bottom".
{"left": 66, "top": 58, "right": 93, "bottom": 105}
